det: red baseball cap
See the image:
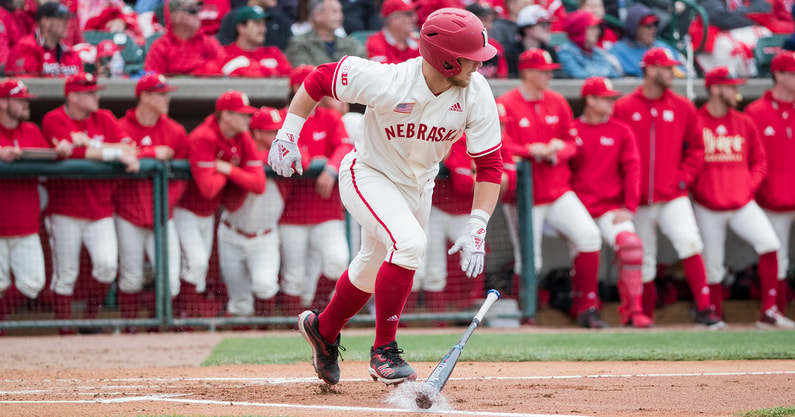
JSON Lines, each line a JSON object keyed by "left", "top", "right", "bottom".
{"left": 517, "top": 48, "right": 560, "bottom": 71}
{"left": 704, "top": 66, "right": 746, "bottom": 87}
{"left": 215, "top": 90, "right": 257, "bottom": 114}
{"left": 136, "top": 73, "right": 178, "bottom": 97}
{"left": 96, "top": 39, "right": 123, "bottom": 58}
{"left": 289, "top": 65, "right": 315, "bottom": 89}
{"left": 640, "top": 47, "right": 681, "bottom": 68}
{"left": 64, "top": 72, "right": 106, "bottom": 95}
{"left": 381, "top": 0, "right": 414, "bottom": 18}
{"left": 639, "top": 14, "right": 659, "bottom": 26}
{"left": 251, "top": 107, "right": 283, "bottom": 130}
{"left": 771, "top": 50, "right": 795, "bottom": 72}
{"left": 0, "top": 79, "right": 36, "bottom": 99}
{"left": 581, "top": 76, "right": 622, "bottom": 97}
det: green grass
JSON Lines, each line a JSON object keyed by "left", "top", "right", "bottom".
{"left": 739, "top": 407, "right": 795, "bottom": 417}
{"left": 203, "top": 330, "right": 795, "bottom": 366}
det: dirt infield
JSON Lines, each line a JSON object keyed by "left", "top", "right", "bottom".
{"left": 2, "top": 329, "right": 794, "bottom": 417}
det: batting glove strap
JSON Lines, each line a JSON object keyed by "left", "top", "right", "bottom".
{"left": 268, "top": 133, "right": 303, "bottom": 177}
{"left": 448, "top": 215, "right": 488, "bottom": 278}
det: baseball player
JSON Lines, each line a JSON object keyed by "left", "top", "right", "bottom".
{"left": 173, "top": 90, "right": 265, "bottom": 319}
{"left": 269, "top": 8, "right": 503, "bottom": 385}
{"left": 745, "top": 50, "right": 795, "bottom": 319}
{"left": 613, "top": 47, "right": 725, "bottom": 329}
{"left": 496, "top": 48, "right": 606, "bottom": 329}
{"left": 571, "top": 77, "right": 653, "bottom": 328}
{"left": 217, "top": 107, "right": 286, "bottom": 320}
{"left": 220, "top": 6, "right": 292, "bottom": 77}
{"left": 693, "top": 67, "right": 793, "bottom": 328}
{"left": 115, "top": 74, "right": 188, "bottom": 332}
{"left": 277, "top": 65, "right": 353, "bottom": 318}
{"left": 41, "top": 72, "right": 139, "bottom": 334}
{"left": 0, "top": 80, "right": 70, "bottom": 332}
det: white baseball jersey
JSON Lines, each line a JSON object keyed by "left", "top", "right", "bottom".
{"left": 330, "top": 56, "right": 502, "bottom": 188}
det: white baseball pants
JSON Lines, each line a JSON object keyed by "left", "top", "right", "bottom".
{"left": 114, "top": 215, "right": 181, "bottom": 297}
{"left": 633, "top": 197, "right": 705, "bottom": 283}
{"left": 0, "top": 234, "right": 46, "bottom": 299}
{"left": 339, "top": 155, "right": 432, "bottom": 293}
{"left": 46, "top": 214, "right": 118, "bottom": 296}
{"left": 694, "top": 201, "right": 781, "bottom": 284}
{"left": 279, "top": 220, "right": 349, "bottom": 297}
{"left": 762, "top": 209, "right": 795, "bottom": 279}
{"left": 595, "top": 211, "right": 637, "bottom": 248}
{"left": 217, "top": 222, "right": 281, "bottom": 316}
{"left": 415, "top": 207, "right": 469, "bottom": 292}
{"left": 173, "top": 207, "right": 215, "bottom": 293}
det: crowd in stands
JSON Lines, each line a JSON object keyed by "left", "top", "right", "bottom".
{"left": 2, "top": 0, "right": 794, "bottom": 79}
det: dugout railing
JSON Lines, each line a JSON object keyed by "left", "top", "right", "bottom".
{"left": 0, "top": 158, "right": 533, "bottom": 333}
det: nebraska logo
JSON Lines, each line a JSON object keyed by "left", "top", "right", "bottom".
{"left": 449, "top": 102, "right": 462, "bottom": 112}
{"left": 340, "top": 65, "right": 351, "bottom": 86}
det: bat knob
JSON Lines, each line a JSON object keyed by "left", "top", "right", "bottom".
{"left": 487, "top": 289, "right": 501, "bottom": 300}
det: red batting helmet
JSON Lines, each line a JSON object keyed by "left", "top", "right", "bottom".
{"left": 419, "top": 8, "right": 497, "bottom": 77}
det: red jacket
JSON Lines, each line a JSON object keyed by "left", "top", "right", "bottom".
{"left": 5, "top": 31, "right": 82, "bottom": 77}
{"left": 433, "top": 137, "right": 475, "bottom": 215}
{"left": 222, "top": 43, "right": 292, "bottom": 77}
{"left": 144, "top": 31, "right": 226, "bottom": 76}
{"left": 0, "top": 122, "right": 49, "bottom": 236}
{"left": 496, "top": 88, "right": 578, "bottom": 205}
{"left": 691, "top": 106, "right": 766, "bottom": 211}
{"left": 41, "top": 107, "right": 130, "bottom": 220}
{"left": 177, "top": 114, "right": 265, "bottom": 217}
{"left": 365, "top": 30, "right": 420, "bottom": 65}
{"left": 116, "top": 109, "right": 190, "bottom": 228}
{"left": 0, "top": 7, "right": 22, "bottom": 65}
{"left": 278, "top": 107, "right": 352, "bottom": 225}
{"left": 614, "top": 87, "right": 704, "bottom": 205}
{"left": 746, "top": 90, "right": 795, "bottom": 211}
{"left": 571, "top": 117, "right": 641, "bottom": 218}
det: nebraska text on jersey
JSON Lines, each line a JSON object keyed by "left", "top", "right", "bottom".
{"left": 330, "top": 56, "right": 501, "bottom": 187}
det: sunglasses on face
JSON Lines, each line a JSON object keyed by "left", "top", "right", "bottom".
{"left": 177, "top": 7, "right": 201, "bottom": 14}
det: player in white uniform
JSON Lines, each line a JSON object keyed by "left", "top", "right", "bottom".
{"left": 218, "top": 107, "right": 284, "bottom": 320}
{"left": 269, "top": 8, "right": 504, "bottom": 386}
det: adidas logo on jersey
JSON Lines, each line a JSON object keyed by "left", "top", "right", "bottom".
{"left": 764, "top": 126, "right": 775, "bottom": 136}
{"left": 141, "top": 135, "right": 152, "bottom": 146}
{"left": 448, "top": 102, "right": 462, "bottom": 112}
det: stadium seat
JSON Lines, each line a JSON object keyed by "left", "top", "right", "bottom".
{"left": 144, "top": 32, "right": 164, "bottom": 56}
{"left": 754, "top": 35, "right": 788, "bottom": 77}
{"left": 82, "top": 31, "right": 145, "bottom": 75}
{"left": 348, "top": 30, "right": 377, "bottom": 45}
{"left": 549, "top": 32, "right": 569, "bottom": 47}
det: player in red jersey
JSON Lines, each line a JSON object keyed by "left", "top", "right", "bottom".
{"left": 221, "top": 6, "right": 292, "bottom": 77}
{"left": 497, "top": 49, "right": 606, "bottom": 328}
{"left": 746, "top": 51, "right": 795, "bottom": 319}
{"left": 114, "top": 74, "right": 189, "bottom": 332}
{"left": 571, "top": 77, "right": 653, "bottom": 328}
{"left": 613, "top": 47, "right": 725, "bottom": 329}
{"left": 173, "top": 90, "right": 265, "bottom": 319}
{"left": 41, "top": 72, "right": 139, "bottom": 334}
{"left": 693, "top": 67, "right": 793, "bottom": 328}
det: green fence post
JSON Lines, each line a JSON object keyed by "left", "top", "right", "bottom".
{"left": 516, "top": 160, "right": 536, "bottom": 322}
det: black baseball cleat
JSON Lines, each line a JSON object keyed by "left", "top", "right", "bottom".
{"left": 369, "top": 341, "right": 417, "bottom": 385}
{"left": 575, "top": 307, "right": 609, "bottom": 329}
{"left": 693, "top": 307, "right": 727, "bottom": 330}
{"left": 298, "top": 310, "right": 345, "bottom": 385}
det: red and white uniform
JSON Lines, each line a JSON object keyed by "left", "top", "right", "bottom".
{"left": 218, "top": 149, "right": 283, "bottom": 316}
{"left": 174, "top": 115, "right": 265, "bottom": 293}
{"left": 222, "top": 43, "right": 292, "bottom": 77}
{"left": 144, "top": 31, "right": 226, "bottom": 75}
{"left": 41, "top": 106, "right": 129, "bottom": 296}
{"left": 5, "top": 30, "right": 82, "bottom": 77}
{"left": 0, "top": 123, "right": 48, "bottom": 300}
{"left": 365, "top": 30, "right": 420, "bottom": 64}
{"left": 693, "top": 105, "right": 781, "bottom": 316}
{"left": 115, "top": 109, "right": 189, "bottom": 299}
{"left": 746, "top": 90, "right": 795, "bottom": 279}
{"left": 307, "top": 56, "right": 503, "bottom": 293}
{"left": 278, "top": 106, "right": 352, "bottom": 307}
{"left": 613, "top": 88, "right": 707, "bottom": 282}
{"left": 496, "top": 88, "right": 601, "bottom": 275}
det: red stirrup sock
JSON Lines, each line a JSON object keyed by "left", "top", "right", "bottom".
{"left": 373, "top": 262, "right": 415, "bottom": 348}
{"left": 318, "top": 269, "right": 371, "bottom": 343}
{"left": 757, "top": 252, "right": 779, "bottom": 311}
{"left": 571, "top": 251, "right": 600, "bottom": 315}
{"left": 682, "top": 255, "right": 711, "bottom": 311}
{"left": 642, "top": 281, "right": 657, "bottom": 319}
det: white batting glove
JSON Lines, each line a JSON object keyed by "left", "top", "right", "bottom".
{"left": 268, "top": 130, "right": 303, "bottom": 177}
{"left": 448, "top": 211, "right": 489, "bottom": 278}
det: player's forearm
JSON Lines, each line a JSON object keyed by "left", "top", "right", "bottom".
{"left": 470, "top": 181, "right": 501, "bottom": 218}
{"left": 287, "top": 86, "right": 320, "bottom": 120}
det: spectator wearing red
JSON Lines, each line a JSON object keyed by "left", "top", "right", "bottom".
{"left": 221, "top": 5, "right": 292, "bottom": 77}
{"left": 5, "top": 2, "right": 82, "bottom": 77}
{"left": 197, "top": 0, "right": 230, "bottom": 36}
{"left": 365, "top": 0, "right": 419, "bottom": 64}
{"left": 83, "top": 4, "right": 146, "bottom": 46}
{"left": 578, "top": 0, "right": 618, "bottom": 49}
{"left": 173, "top": 90, "right": 265, "bottom": 319}
{"left": 145, "top": 0, "right": 226, "bottom": 75}
{"left": 466, "top": 2, "right": 508, "bottom": 78}
{"left": 0, "top": 0, "right": 23, "bottom": 64}
{"left": 115, "top": 74, "right": 189, "bottom": 331}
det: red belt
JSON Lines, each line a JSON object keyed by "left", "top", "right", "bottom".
{"left": 222, "top": 220, "right": 273, "bottom": 239}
